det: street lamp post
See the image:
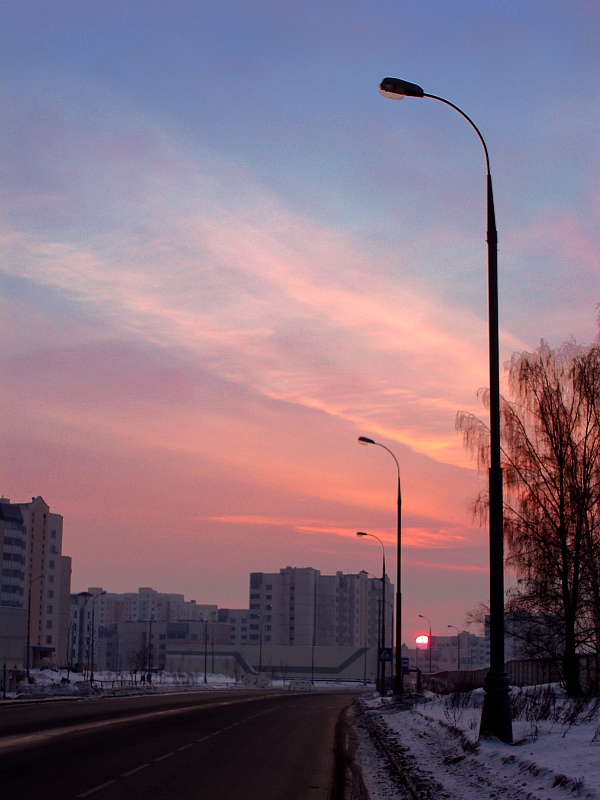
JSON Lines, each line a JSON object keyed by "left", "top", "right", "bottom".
{"left": 357, "top": 532, "right": 387, "bottom": 694}
{"left": 258, "top": 613, "right": 263, "bottom": 674}
{"left": 89, "top": 591, "right": 106, "bottom": 685}
{"left": 379, "top": 76, "right": 512, "bottom": 743}
{"left": 204, "top": 621, "right": 208, "bottom": 684}
{"left": 358, "top": 436, "right": 403, "bottom": 695}
{"left": 448, "top": 625, "right": 461, "bottom": 670}
{"left": 147, "top": 602, "right": 163, "bottom": 682}
{"left": 418, "top": 614, "right": 432, "bottom": 673}
{"left": 26, "top": 574, "right": 44, "bottom": 681}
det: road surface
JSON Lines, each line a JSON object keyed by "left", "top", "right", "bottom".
{"left": 0, "top": 689, "right": 357, "bottom": 799}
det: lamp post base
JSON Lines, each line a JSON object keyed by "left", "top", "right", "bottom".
{"left": 479, "top": 670, "right": 512, "bottom": 743}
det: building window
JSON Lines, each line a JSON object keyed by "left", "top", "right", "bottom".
{"left": 266, "top": 585, "right": 272, "bottom": 590}
{"left": 47, "top": 590, "right": 54, "bottom": 599}
{"left": 45, "top": 636, "right": 52, "bottom": 645}
{"left": 265, "top": 594, "right": 272, "bottom": 600}
{"left": 45, "top": 621, "right": 53, "bottom": 630}
{"left": 47, "top": 605, "right": 53, "bottom": 614}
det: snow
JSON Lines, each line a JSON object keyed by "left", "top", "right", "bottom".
{"left": 355, "top": 686, "right": 600, "bottom": 799}
{"left": 6, "top": 668, "right": 360, "bottom": 700}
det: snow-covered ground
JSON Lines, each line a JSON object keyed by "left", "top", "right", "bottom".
{"left": 6, "top": 667, "right": 360, "bottom": 699}
{"left": 6, "top": 668, "right": 238, "bottom": 698}
{"left": 355, "top": 687, "right": 600, "bottom": 800}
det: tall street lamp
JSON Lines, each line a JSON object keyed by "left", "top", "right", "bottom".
{"left": 418, "top": 614, "right": 432, "bottom": 673}
{"left": 357, "top": 532, "right": 387, "bottom": 694}
{"left": 358, "top": 436, "right": 403, "bottom": 695}
{"left": 379, "top": 76, "right": 512, "bottom": 743}
{"left": 448, "top": 625, "right": 461, "bottom": 670}
{"left": 26, "top": 574, "right": 45, "bottom": 681}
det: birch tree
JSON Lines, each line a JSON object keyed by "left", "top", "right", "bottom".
{"left": 457, "top": 340, "right": 600, "bottom": 696}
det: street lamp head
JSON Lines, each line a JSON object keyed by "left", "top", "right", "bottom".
{"left": 358, "top": 436, "right": 375, "bottom": 445}
{"left": 379, "top": 77, "right": 424, "bottom": 100}
{"left": 356, "top": 531, "right": 368, "bottom": 537}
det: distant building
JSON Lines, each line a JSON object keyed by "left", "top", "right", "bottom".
{"left": 69, "top": 586, "right": 218, "bottom": 671}
{"left": 248, "top": 566, "right": 393, "bottom": 649}
{"left": 96, "top": 619, "right": 232, "bottom": 674}
{"left": 0, "top": 496, "right": 71, "bottom": 669}
{"left": 214, "top": 609, "right": 250, "bottom": 646}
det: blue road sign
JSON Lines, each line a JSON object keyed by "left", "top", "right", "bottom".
{"left": 379, "top": 647, "right": 393, "bottom": 662}
{"left": 401, "top": 657, "right": 410, "bottom": 669}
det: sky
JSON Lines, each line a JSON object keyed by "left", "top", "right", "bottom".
{"left": 1, "top": 0, "right": 599, "bottom": 647}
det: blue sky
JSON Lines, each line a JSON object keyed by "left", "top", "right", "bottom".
{"left": 2, "top": 0, "right": 599, "bottom": 643}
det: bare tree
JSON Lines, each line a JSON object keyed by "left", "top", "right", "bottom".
{"left": 458, "top": 340, "right": 600, "bottom": 696}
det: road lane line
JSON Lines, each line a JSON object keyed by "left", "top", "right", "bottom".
{"left": 154, "top": 752, "right": 175, "bottom": 761}
{"left": 70, "top": 700, "right": 280, "bottom": 797}
{"left": 0, "top": 693, "right": 289, "bottom": 754}
{"left": 121, "top": 763, "right": 149, "bottom": 777}
{"left": 76, "top": 780, "right": 117, "bottom": 797}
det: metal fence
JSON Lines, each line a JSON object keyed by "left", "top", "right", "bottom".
{"left": 421, "top": 654, "right": 599, "bottom": 694}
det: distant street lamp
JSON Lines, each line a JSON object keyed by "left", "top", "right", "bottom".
{"left": 204, "top": 621, "right": 209, "bottom": 684}
{"left": 147, "top": 601, "right": 163, "bottom": 679}
{"left": 448, "top": 625, "right": 461, "bottom": 670}
{"left": 418, "top": 614, "right": 432, "bottom": 673}
{"left": 258, "top": 613, "right": 263, "bottom": 674}
{"left": 89, "top": 591, "right": 106, "bottom": 685}
{"left": 357, "top": 532, "right": 387, "bottom": 694}
{"left": 379, "top": 76, "right": 512, "bottom": 743}
{"left": 26, "top": 574, "right": 45, "bottom": 680}
{"left": 358, "top": 436, "right": 403, "bottom": 694}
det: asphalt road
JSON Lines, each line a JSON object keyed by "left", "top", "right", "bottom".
{"left": 0, "top": 690, "right": 357, "bottom": 800}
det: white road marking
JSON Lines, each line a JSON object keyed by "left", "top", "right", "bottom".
{"left": 121, "top": 763, "right": 149, "bottom": 777}
{"left": 76, "top": 779, "right": 117, "bottom": 797}
{"left": 154, "top": 752, "right": 175, "bottom": 761}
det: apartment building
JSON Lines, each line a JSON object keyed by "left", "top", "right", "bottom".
{"left": 0, "top": 496, "right": 71, "bottom": 669}
{"left": 248, "top": 566, "right": 393, "bottom": 649}
{"left": 69, "top": 586, "right": 217, "bottom": 670}
{"left": 214, "top": 609, "right": 250, "bottom": 646}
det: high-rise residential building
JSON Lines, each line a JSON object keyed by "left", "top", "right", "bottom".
{"left": 248, "top": 567, "right": 393, "bottom": 649}
{"left": 0, "top": 496, "right": 71, "bottom": 669}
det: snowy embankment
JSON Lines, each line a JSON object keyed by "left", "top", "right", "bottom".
{"left": 354, "top": 686, "right": 600, "bottom": 800}
{"left": 7, "top": 668, "right": 238, "bottom": 700}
